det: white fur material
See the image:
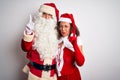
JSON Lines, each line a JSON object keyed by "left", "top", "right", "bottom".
{"left": 39, "top": 5, "right": 55, "bottom": 16}
{"left": 39, "top": 5, "right": 57, "bottom": 22}
{"left": 59, "top": 17, "right": 72, "bottom": 23}
{"left": 33, "top": 13, "right": 58, "bottom": 60}
{"left": 22, "top": 64, "right": 30, "bottom": 74}
{"left": 28, "top": 72, "right": 57, "bottom": 80}
{"left": 23, "top": 31, "right": 34, "bottom": 42}
{"left": 42, "top": 58, "right": 52, "bottom": 78}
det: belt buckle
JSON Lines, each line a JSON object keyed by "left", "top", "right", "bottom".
{"left": 43, "top": 64, "right": 51, "bottom": 71}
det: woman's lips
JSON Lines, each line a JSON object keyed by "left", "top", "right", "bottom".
{"left": 62, "top": 32, "right": 65, "bottom": 34}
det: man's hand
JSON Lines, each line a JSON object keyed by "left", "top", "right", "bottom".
{"left": 26, "top": 14, "right": 35, "bottom": 34}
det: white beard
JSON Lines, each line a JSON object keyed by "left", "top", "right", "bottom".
{"left": 33, "top": 13, "right": 58, "bottom": 60}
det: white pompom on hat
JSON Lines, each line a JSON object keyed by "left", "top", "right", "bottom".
{"left": 39, "top": 3, "right": 59, "bottom": 22}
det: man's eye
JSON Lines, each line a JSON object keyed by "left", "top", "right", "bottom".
{"left": 43, "top": 12, "right": 47, "bottom": 15}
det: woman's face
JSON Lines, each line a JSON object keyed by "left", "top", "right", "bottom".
{"left": 59, "top": 21, "right": 71, "bottom": 37}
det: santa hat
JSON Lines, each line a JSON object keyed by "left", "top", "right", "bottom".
{"left": 39, "top": 3, "right": 59, "bottom": 22}
{"left": 59, "top": 13, "right": 76, "bottom": 35}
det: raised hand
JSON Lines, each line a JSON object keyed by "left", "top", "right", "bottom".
{"left": 26, "top": 14, "right": 35, "bottom": 34}
{"left": 69, "top": 33, "right": 85, "bottom": 66}
{"left": 26, "top": 14, "right": 35, "bottom": 30}
{"left": 69, "top": 33, "right": 77, "bottom": 44}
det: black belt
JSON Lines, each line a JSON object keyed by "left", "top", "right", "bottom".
{"left": 31, "top": 62, "right": 56, "bottom": 71}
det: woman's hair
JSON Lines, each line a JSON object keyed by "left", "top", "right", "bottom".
{"left": 56, "top": 22, "right": 80, "bottom": 39}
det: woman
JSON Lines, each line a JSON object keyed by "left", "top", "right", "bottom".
{"left": 56, "top": 13, "right": 85, "bottom": 80}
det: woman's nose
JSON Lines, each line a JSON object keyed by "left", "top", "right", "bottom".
{"left": 62, "top": 26, "right": 66, "bottom": 31}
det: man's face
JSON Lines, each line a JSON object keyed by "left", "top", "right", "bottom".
{"left": 42, "top": 12, "right": 52, "bottom": 19}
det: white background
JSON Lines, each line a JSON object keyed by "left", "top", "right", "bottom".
{"left": 0, "top": 0, "right": 120, "bottom": 80}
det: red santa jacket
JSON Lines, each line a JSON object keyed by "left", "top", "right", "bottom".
{"left": 56, "top": 36, "right": 85, "bottom": 76}
{"left": 21, "top": 32, "right": 56, "bottom": 77}
{"left": 59, "top": 47, "right": 84, "bottom": 75}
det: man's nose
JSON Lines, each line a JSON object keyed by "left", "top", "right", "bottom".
{"left": 44, "top": 14, "right": 51, "bottom": 19}
{"left": 44, "top": 14, "right": 48, "bottom": 19}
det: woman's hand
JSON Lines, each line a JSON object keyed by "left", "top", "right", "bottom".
{"left": 69, "top": 33, "right": 85, "bottom": 66}
{"left": 69, "top": 33, "right": 77, "bottom": 44}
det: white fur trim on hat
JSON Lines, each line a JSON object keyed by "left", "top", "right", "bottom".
{"left": 39, "top": 5, "right": 55, "bottom": 17}
{"left": 59, "top": 17, "right": 72, "bottom": 23}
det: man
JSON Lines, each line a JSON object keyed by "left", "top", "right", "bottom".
{"left": 21, "top": 3, "right": 59, "bottom": 80}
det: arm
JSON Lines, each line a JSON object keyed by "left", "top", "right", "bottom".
{"left": 69, "top": 34, "right": 85, "bottom": 66}
{"left": 21, "top": 31, "right": 34, "bottom": 52}
{"left": 72, "top": 42, "right": 85, "bottom": 66}
{"left": 21, "top": 14, "right": 35, "bottom": 52}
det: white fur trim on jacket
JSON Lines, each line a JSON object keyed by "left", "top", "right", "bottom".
{"left": 42, "top": 58, "right": 52, "bottom": 78}
{"left": 22, "top": 64, "right": 30, "bottom": 74}
{"left": 28, "top": 72, "right": 57, "bottom": 80}
{"left": 23, "top": 31, "right": 34, "bottom": 42}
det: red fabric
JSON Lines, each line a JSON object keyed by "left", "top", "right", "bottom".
{"left": 57, "top": 40, "right": 85, "bottom": 80}
{"left": 21, "top": 39, "right": 33, "bottom": 52}
{"left": 21, "top": 39, "right": 56, "bottom": 77}
{"left": 69, "top": 36, "right": 85, "bottom": 66}
{"left": 72, "top": 42, "right": 85, "bottom": 66}
{"left": 60, "top": 48, "right": 75, "bottom": 75}
{"left": 59, "top": 47, "right": 84, "bottom": 75}
{"left": 58, "top": 68, "right": 81, "bottom": 80}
